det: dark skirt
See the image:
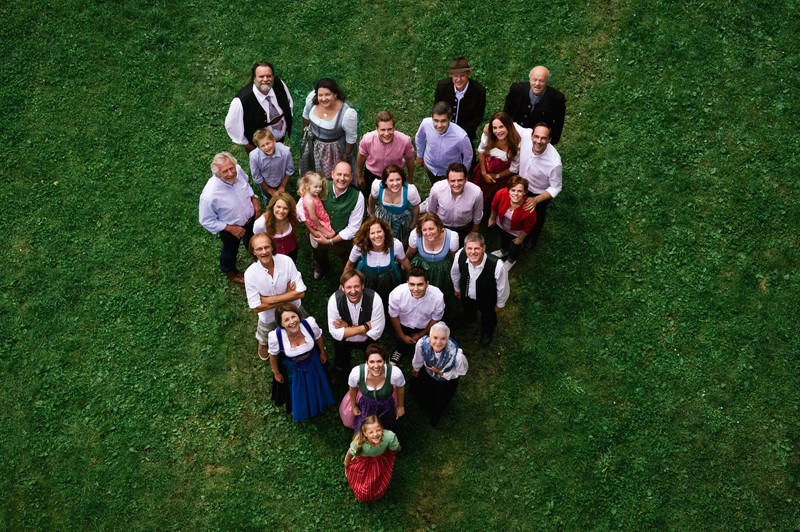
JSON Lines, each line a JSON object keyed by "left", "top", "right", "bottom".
{"left": 362, "top": 266, "right": 402, "bottom": 310}
{"left": 354, "top": 394, "right": 396, "bottom": 432}
{"left": 413, "top": 370, "right": 459, "bottom": 426}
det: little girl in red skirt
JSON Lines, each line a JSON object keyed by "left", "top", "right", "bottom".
{"left": 344, "top": 415, "right": 400, "bottom": 502}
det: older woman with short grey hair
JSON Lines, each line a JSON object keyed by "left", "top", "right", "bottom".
{"left": 411, "top": 321, "right": 468, "bottom": 426}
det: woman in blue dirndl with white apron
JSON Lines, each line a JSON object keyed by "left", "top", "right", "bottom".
{"left": 268, "top": 304, "right": 334, "bottom": 421}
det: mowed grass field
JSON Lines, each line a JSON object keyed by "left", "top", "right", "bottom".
{"left": 2, "top": 0, "right": 799, "bottom": 529}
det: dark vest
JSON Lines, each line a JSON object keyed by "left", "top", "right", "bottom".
{"left": 235, "top": 78, "right": 293, "bottom": 143}
{"left": 334, "top": 288, "right": 376, "bottom": 327}
{"left": 458, "top": 252, "right": 498, "bottom": 308}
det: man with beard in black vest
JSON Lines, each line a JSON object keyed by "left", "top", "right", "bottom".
{"left": 225, "top": 61, "right": 294, "bottom": 152}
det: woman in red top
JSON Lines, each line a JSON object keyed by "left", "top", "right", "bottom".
{"left": 487, "top": 176, "right": 537, "bottom": 270}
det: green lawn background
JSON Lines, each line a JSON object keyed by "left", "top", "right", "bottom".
{"left": 2, "top": 0, "right": 799, "bottom": 529}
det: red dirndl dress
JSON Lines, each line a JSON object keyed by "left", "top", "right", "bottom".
{"left": 470, "top": 155, "right": 512, "bottom": 217}
{"left": 345, "top": 450, "right": 397, "bottom": 502}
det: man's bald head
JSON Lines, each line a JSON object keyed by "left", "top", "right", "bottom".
{"left": 529, "top": 66, "right": 551, "bottom": 97}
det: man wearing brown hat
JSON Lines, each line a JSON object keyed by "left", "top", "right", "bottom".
{"left": 433, "top": 56, "right": 486, "bottom": 143}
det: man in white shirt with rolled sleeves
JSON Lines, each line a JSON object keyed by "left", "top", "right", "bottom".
{"left": 387, "top": 267, "right": 445, "bottom": 364}
{"left": 517, "top": 122, "right": 562, "bottom": 250}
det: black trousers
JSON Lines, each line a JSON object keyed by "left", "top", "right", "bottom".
{"left": 218, "top": 215, "right": 255, "bottom": 272}
{"left": 333, "top": 339, "right": 370, "bottom": 373}
{"left": 311, "top": 239, "right": 352, "bottom": 276}
{"left": 524, "top": 193, "right": 551, "bottom": 249}
{"left": 394, "top": 324, "right": 424, "bottom": 358}
{"left": 498, "top": 229, "right": 524, "bottom": 261}
{"left": 414, "top": 370, "right": 459, "bottom": 426}
{"left": 462, "top": 296, "right": 497, "bottom": 335}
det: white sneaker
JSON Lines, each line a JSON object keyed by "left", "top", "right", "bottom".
{"left": 491, "top": 249, "right": 509, "bottom": 258}
{"left": 504, "top": 259, "right": 516, "bottom": 271}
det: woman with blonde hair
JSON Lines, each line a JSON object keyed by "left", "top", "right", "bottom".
{"left": 344, "top": 415, "right": 400, "bottom": 502}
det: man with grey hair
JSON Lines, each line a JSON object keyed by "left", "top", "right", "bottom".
{"left": 503, "top": 65, "right": 566, "bottom": 144}
{"left": 450, "top": 232, "right": 510, "bottom": 347}
{"left": 411, "top": 321, "right": 468, "bottom": 426}
{"left": 199, "top": 152, "right": 261, "bottom": 283}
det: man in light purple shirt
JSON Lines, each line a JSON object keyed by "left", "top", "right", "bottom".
{"left": 415, "top": 102, "right": 473, "bottom": 184}
{"left": 426, "top": 163, "right": 483, "bottom": 245}
{"left": 199, "top": 152, "right": 261, "bottom": 284}
{"left": 517, "top": 122, "right": 562, "bottom": 249}
{"left": 356, "top": 110, "right": 415, "bottom": 195}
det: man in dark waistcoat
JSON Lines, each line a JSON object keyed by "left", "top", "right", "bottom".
{"left": 225, "top": 62, "right": 293, "bottom": 152}
{"left": 327, "top": 270, "right": 385, "bottom": 384}
{"left": 450, "top": 232, "right": 510, "bottom": 347}
{"left": 503, "top": 65, "right": 566, "bottom": 145}
{"left": 433, "top": 56, "right": 486, "bottom": 144}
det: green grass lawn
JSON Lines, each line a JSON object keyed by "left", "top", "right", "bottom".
{"left": 2, "top": 0, "right": 799, "bottom": 529}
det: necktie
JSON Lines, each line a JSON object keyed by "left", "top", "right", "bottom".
{"left": 265, "top": 96, "right": 285, "bottom": 139}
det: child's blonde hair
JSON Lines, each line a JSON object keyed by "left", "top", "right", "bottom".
{"left": 297, "top": 171, "right": 329, "bottom": 200}
{"left": 351, "top": 415, "right": 382, "bottom": 456}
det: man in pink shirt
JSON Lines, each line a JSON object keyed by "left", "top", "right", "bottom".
{"left": 356, "top": 111, "right": 415, "bottom": 195}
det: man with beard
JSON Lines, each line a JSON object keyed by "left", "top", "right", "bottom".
{"left": 199, "top": 152, "right": 260, "bottom": 283}
{"left": 225, "top": 61, "right": 294, "bottom": 152}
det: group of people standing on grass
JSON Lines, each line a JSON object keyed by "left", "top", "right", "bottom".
{"left": 198, "top": 56, "right": 566, "bottom": 502}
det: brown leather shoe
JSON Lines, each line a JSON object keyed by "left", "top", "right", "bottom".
{"left": 224, "top": 270, "right": 245, "bottom": 284}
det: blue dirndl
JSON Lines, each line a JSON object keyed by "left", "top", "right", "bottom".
{"left": 273, "top": 320, "right": 334, "bottom": 422}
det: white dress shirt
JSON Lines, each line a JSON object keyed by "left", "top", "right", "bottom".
{"left": 388, "top": 284, "right": 445, "bottom": 329}
{"left": 515, "top": 124, "right": 562, "bottom": 198}
{"left": 450, "top": 250, "right": 510, "bottom": 308}
{"left": 225, "top": 81, "right": 294, "bottom": 145}
{"left": 244, "top": 254, "right": 306, "bottom": 324}
{"left": 327, "top": 291, "right": 385, "bottom": 342}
